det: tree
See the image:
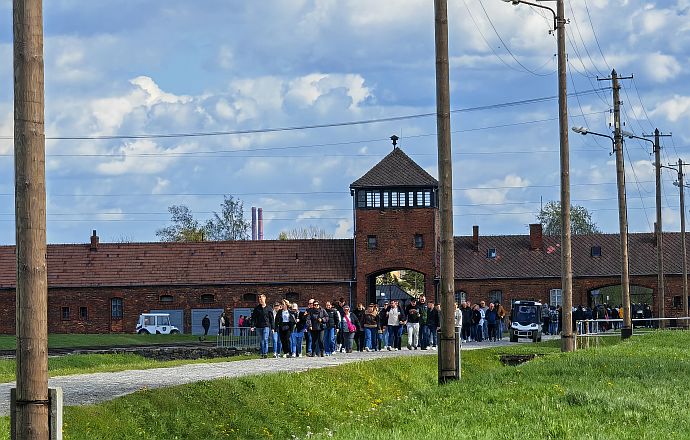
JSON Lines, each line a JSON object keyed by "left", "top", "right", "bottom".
{"left": 376, "top": 271, "right": 398, "bottom": 285}
{"left": 156, "top": 205, "right": 207, "bottom": 242}
{"left": 205, "top": 195, "right": 250, "bottom": 241}
{"left": 277, "top": 225, "right": 334, "bottom": 240}
{"left": 536, "top": 201, "right": 601, "bottom": 235}
{"left": 397, "top": 270, "right": 425, "bottom": 295}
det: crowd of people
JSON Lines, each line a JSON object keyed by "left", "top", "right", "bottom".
{"left": 244, "top": 294, "right": 448, "bottom": 358}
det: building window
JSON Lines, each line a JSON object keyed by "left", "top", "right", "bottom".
{"left": 391, "top": 191, "right": 399, "bottom": 207}
{"left": 487, "top": 248, "right": 497, "bottom": 259}
{"left": 200, "top": 294, "right": 215, "bottom": 303}
{"left": 550, "top": 289, "right": 563, "bottom": 307}
{"left": 61, "top": 307, "right": 70, "bottom": 321}
{"left": 414, "top": 234, "right": 424, "bottom": 249}
{"left": 591, "top": 246, "right": 602, "bottom": 257}
{"left": 243, "top": 293, "right": 258, "bottom": 302}
{"left": 367, "top": 235, "right": 378, "bottom": 249}
{"left": 79, "top": 307, "right": 88, "bottom": 321}
{"left": 489, "top": 290, "right": 503, "bottom": 305}
{"left": 111, "top": 298, "right": 123, "bottom": 319}
{"left": 357, "top": 191, "right": 366, "bottom": 208}
{"left": 159, "top": 295, "right": 174, "bottom": 303}
{"left": 285, "top": 292, "right": 300, "bottom": 303}
{"left": 673, "top": 296, "right": 682, "bottom": 308}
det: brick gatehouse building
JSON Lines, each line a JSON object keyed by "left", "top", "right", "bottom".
{"left": 0, "top": 147, "right": 687, "bottom": 334}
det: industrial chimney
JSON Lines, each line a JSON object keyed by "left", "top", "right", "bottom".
{"left": 258, "top": 208, "right": 264, "bottom": 240}
{"left": 252, "top": 207, "right": 257, "bottom": 240}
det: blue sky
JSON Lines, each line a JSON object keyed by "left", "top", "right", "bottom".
{"left": 0, "top": 0, "right": 688, "bottom": 244}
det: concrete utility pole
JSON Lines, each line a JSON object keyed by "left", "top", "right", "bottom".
{"left": 678, "top": 160, "right": 689, "bottom": 321}
{"left": 555, "top": 0, "right": 574, "bottom": 353}
{"left": 13, "top": 0, "right": 50, "bottom": 438}
{"left": 602, "top": 70, "right": 633, "bottom": 339}
{"left": 434, "top": 0, "right": 458, "bottom": 383}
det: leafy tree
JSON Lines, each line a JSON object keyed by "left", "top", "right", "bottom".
{"left": 156, "top": 196, "right": 250, "bottom": 242}
{"left": 277, "top": 226, "right": 333, "bottom": 240}
{"left": 205, "top": 195, "right": 250, "bottom": 241}
{"left": 376, "top": 272, "right": 398, "bottom": 285}
{"left": 397, "top": 270, "right": 424, "bottom": 295}
{"left": 536, "top": 201, "right": 601, "bottom": 235}
{"left": 156, "top": 205, "right": 207, "bottom": 242}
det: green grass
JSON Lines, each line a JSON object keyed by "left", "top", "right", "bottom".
{"left": 0, "top": 353, "right": 255, "bottom": 384}
{"left": 0, "top": 333, "right": 204, "bottom": 350}
{"left": 4, "top": 332, "right": 689, "bottom": 439}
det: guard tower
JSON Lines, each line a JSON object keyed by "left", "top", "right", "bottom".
{"left": 350, "top": 141, "right": 440, "bottom": 305}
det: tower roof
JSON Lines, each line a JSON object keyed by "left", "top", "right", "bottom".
{"left": 350, "top": 147, "right": 438, "bottom": 189}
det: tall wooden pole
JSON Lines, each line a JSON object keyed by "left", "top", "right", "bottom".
{"left": 679, "top": 160, "right": 689, "bottom": 321}
{"left": 434, "top": 0, "right": 458, "bottom": 383}
{"left": 611, "top": 70, "right": 632, "bottom": 339}
{"left": 654, "top": 129, "right": 665, "bottom": 327}
{"left": 556, "top": 0, "right": 574, "bottom": 352}
{"left": 13, "top": 0, "right": 49, "bottom": 438}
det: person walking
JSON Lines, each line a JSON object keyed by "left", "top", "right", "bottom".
{"left": 291, "top": 303, "right": 307, "bottom": 357}
{"left": 307, "top": 301, "right": 328, "bottom": 357}
{"left": 324, "top": 301, "right": 340, "bottom": 356}
{"left": 250, "top": 294, "right": 273, "bottom": 358}
{"left": 418, "top": 296, "right": 430, "bottom": 350}
{"left": 496, "top": 302, "right": 506, "bottom": 340}
{"left": 200, "top": 314, "right": 210, "bottom": 341}
{"left": 362, "top": 304, "right": 379, "bottom": 351}
{"left": 485, "top": 303, "right": 498, "bottom": 342}
{"left": 354, "top": 303, "right": 366, "bottom": 352}
{"left": 274, "top": 300, "right": 296, "bottom": 357}
{"left": 339, "top": 305, "right": 360, "bottom": 353}
{"left": 386, "top": 300, "right": 405, "bottom": 350}
{"left": 460, "top": 301, "right": 473, "bottom": 342}
{"left": 271, "top": 302, "right": 283, "bottom": 358}
{"left": 405, "top": 301, "right": 420, "bottom": 350}
{"left": 427, "top": 300, "right": 440, "bottom": 349}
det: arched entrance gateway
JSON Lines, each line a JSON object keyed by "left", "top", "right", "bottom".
{"left": 368, "top": 268, "right": 426, "bottom": 307}
{"left": 350, "top": 147, "right": 440, "bottom": 306}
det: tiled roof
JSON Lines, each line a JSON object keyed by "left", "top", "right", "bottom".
{"left": 454, "top": 232, "right": 685, "bottom": 279}
{"left": 350, "top": 148, "right": 438, "bottom": 188}
{"left": 0, "top": 239, "right": 354, "bottom": 289}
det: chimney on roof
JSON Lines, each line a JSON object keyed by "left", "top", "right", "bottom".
{"left": 529, "top": 223, "right": 543, "bottom": 251}
{"left": 90, "top": 230, "right": 99, "bottom": 251}
{"left": 472, "top": 225, "right": 479, "bottom": 252}
{"left": 252, "top": 207, "right": 257, "bottom": 240}
{"left": 258, "top": 208, "right": 264, "bottom": 240}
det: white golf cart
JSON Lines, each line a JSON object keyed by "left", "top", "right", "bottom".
{"left": 135, "top": 313, "right": 180, "bottom": 335}
{"left": 509, "top": 300, "right": 543, "bottom": 343}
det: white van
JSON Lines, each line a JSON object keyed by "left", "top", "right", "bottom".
{"left": 135, "top": 313, "right": 180, "bottom": 335}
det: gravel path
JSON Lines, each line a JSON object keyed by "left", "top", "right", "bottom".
{"left": 0, "top": 339, "right": 527, "bottom": 415}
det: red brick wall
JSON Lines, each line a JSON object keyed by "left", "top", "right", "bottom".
{"left": 0, "top": 283, "right": 351, "bottom": 334}
{"left": 354, "top": 207, "right": 439, "bottom": 304}
{"left": 457, "top": 274, "right": 687, "bottom": 317}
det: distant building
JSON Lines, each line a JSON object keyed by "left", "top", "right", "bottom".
{"left": 0, "top": 146, "right": 685, "bottom": 334}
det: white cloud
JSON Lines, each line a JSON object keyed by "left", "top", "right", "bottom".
{"left": 644, "top": 52, "right": 681, "bottom": 82}
{"left": 96, "top": 140, "right": 196, "bottom": 176}
{"left": 651, "top": 95, "right": 690, "bottom": 122}
{"left": 465, "top": 174, "right": 530, "bottom": 205}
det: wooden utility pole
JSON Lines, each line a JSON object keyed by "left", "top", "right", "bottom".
{"left": 678, "top": 160, "right": 689, "bottom": 321}
{"left": 434, "top": 0, "right": 458, "bottom": 383}
{"left": 555, "top": 0, "right": 574, "bottom": 353}
{"left": 609, "top": 70, "right": 633, "bottom": 339}
{"left": 651, "top": 129, "right": 667, "bottom": 326}
{"left": 13, "top": 0, "right": 50, "bottom": 438}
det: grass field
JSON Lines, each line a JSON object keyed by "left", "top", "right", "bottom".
{"left": 0, "top": 333, "right": 205, "bottom": 350}
{"left": 11, "top": 331, "right": 686, "bottom": 440}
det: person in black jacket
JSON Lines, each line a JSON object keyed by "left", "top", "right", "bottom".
{"left": 200, "top": 314, "right": 210, "bottom": 341}
{"left": 471, "top": 304, "right": 482, "bottom": 343}
{"left": 354, "top": 303, "right": 366, "bottom": 352}
{"left": 427, "top": 301, "right": 440, "bottom": 348}
{"left": 250, "top": 294, "right": 273, "bottom": 358}
{"left": 460, "top": 302, "right": 473, "bottom": 342}
{"left": 324, "top": 301, "right": 340, "bottom": 356}
{"left": 307, "top": 301, "right": 328, "bottom": 357}
{"left": 275, "top": 301, "right": 296, "bottom": 357}
{"left": 291, "top": 303, "right": 308, "bottom": 357}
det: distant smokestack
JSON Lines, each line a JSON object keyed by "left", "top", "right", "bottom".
{"left": 472, "top": 225, "right": 479, "bottom": 252}
{"left": 252, "top": 207, "right": 257, "bottom": 240}
{"left": 258, "top": 208, "right": 264, "bottom": 240}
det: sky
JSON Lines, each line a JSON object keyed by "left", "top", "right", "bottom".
{"left": 0, "top": 0, "right": 689, "bottom": 244}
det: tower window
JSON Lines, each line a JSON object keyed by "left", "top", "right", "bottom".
{"left": 414, "top": 234, "right": 424, "bottom": 249}
{"left": 367, "top": 235, "right": 378, "bottom": 249}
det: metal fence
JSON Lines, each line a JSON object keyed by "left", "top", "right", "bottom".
{"left": 574, "top": 317, "right": 690, "bottom": 349}
{"left": 216, "top": 327, "right": 261, "bottom": 350}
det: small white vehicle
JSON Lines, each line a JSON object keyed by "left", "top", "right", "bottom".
{"left": 509, "top": 301, "right": 542, "bottom": 343}
{"left": 135, "top": 313, "right": 180, "bottom": 335}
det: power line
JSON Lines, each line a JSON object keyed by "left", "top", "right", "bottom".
{"left": 582, "top": 0, "right": 611, "bottom": 71}
{"left": 624, "top": 144, "right": 653, "bottom": 231}
{"left": 566, "top": 0, "right": 605, "bottom": 77}
{"left": 0, "top": 89, "right": 608, "bottom": 142}
{"left": 476, "top": 0, "right": 555, "bottom": 77}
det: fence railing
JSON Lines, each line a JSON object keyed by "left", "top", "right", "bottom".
{"left": 574, "top": 317, "right": 690, "bottom": 349}
{"left": 216, "top": 327, "right": 261, "bottom": 350}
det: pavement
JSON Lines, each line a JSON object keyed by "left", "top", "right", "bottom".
{"left": 0, "top": 338, "right": 533, "bottom": 415}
